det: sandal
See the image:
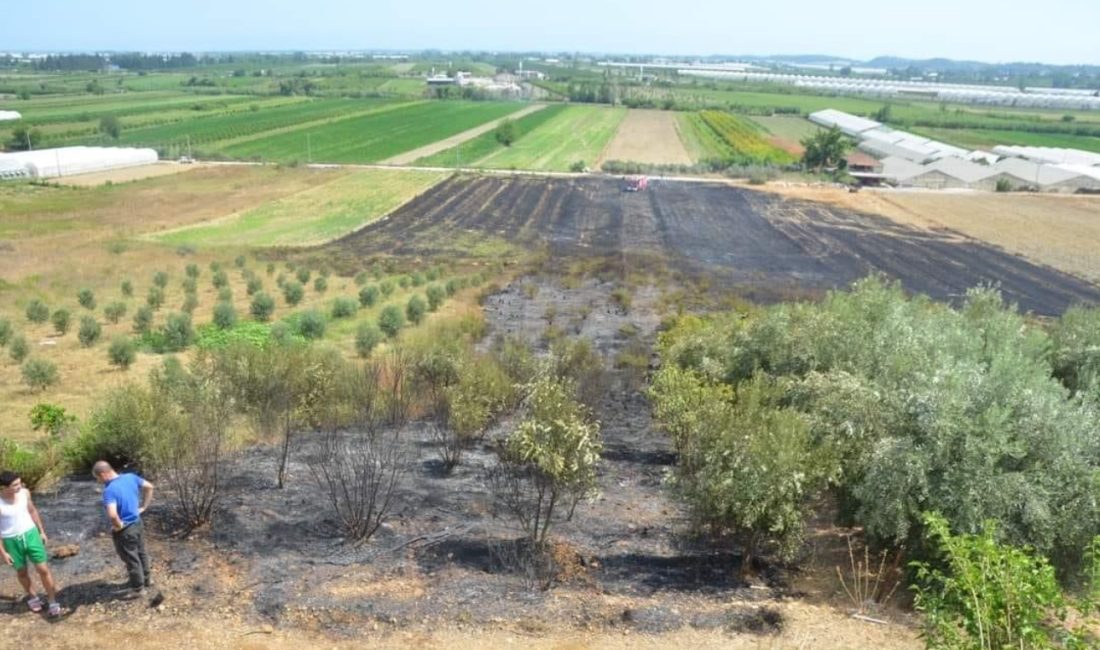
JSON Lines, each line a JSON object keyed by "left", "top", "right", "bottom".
{"left": 26, "top": 595, "right": 43, "bottom": 613}
{"left": 48, "top": 602, "right": 61, "bottom": 618}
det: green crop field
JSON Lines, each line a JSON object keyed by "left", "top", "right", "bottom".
{"left": 911, "top": 126, "right": 1100, "bottom": 154}
{"left": 474, "top": 105, "right": 627, "bottom": 171}
{"left": 413, "top": 104, "right": 569, "bottom": 167}
{"left": 154, "top": 168, "right": 448, "bottom": 247}
{"left": 749, "top": 115, "right": 821, "bottom": 144}
{"left": 218, "top": 101, "right": 522, "bottom": 164}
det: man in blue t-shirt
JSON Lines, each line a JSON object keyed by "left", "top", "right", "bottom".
{"left": 93, "top": 461, "right": 154, "bottom": 597}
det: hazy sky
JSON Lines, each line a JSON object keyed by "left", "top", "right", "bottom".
{"left": 6, "top": 0, "right": 1099, "bottom": 65}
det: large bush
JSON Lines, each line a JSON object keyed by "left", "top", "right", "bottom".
{"left": 22, "top": 358, "right": 59, "bottom": 391}
{"left": 66, "top": 383, "right": 157, "bottom": 471}
{"left": 77, "top": 315, "right": 102, "bottom": 347}
{"left": 0, "top": 318, "right": 11, "bottom": 346}
{"left": 25, "top": 299, "right": 49, "bottom": 324}
{"left": 51, "top": 309, "right": 71, "bottom": 336}
{"left": 378, "top": 305, "right": 404, "bottom": 338}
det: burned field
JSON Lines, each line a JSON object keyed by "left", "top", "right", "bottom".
{"left": 333, "top": 175, "right": 1100, "bottom": 315}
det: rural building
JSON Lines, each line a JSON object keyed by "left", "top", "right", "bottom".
{"left": 808, "top": 109, "right": 881, "bottom": 137}
{"left": 0, "top": 146, "right": 158, "bottom": 180}
{"left": 898, "top": 158, "right": 992, "bottom": 189}
{"left": 992, "top": 145, "right": 1100, "bottom": 167}
{"left": 845, "top": 151, "right": 882, "bottom": 173}
{"left": 0, "top": 157, "right": 32, "bottom": 181}
{"left": 0, "top": 110, "right": 21, "bottom": 121}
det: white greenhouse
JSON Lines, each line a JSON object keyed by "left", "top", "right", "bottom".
{"left": 0, "top": 110, "right": 21, "bottom": 122}
{"left": 0, "top": 146, "right": 158, "bottom": 180}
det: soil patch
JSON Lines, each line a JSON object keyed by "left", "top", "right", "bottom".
{"left": 600, "top": 110, "right": 694, "bottom": 167}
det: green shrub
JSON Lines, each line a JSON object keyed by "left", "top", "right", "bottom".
{"left": 1051, "top": 304, "right": 1100, "bottom": 394}
{"left": 912, "top": 512, "right": 1080, "bottom": 650}
{"left": 296, "top": 309, "right": 326, "bottom": 340}
{"left": 185, "top": 263, "right": 200, "bottom": 279}
{"left": 213, "top": 301, "right": 237, "bottom": 330}
{"left": 66, "top": 383, "right": 156, "bottom": 471}
{"left": 9, "top": 335, "right": 29, "bottom": 362}
{"left": 0, "top": 319, "right": 10, "bottom": 346}
{"left": 380, "top": 279, "right": 395, "bottom": 296}
{"left": 195, "top": 321, "right": 273, "bottom": 349}
{"left": 146, "top": 286, "right": 165, "bottom": 310}
{"left": 212, "top": 269, "right": 229, "bottom": 289}
{"left": 77, "top": 287, "right": 96, "bottom": 310}
{"left": 354, "top": 271, "right": 369, "bottom": 286}
{"left": 51, "top": 309, "right": 71, "bottom": 336}
{"left": 182, "top": 277, "right": 198, "bottom": 294}
{"left": 398, "top": 275, "right": 411, "bottom": 289}
{"left": 266, "top": 262, "right": 275, "bottom": 276}
{"left": 446, "top": 354, "right": 516, "bottom": 440}
{"left": 330, "top": 297, "right": 358, "bottom": 319}
{"left": 426, "top": 285, "right": 445, "bottom": 312}
{"left": 209, "top": 261, "right": 222, "bottom": 273}
{"left": 103, "top": 301, "right": 127, "bottom": 324}
{"left": 246, "top": 277, "right": 263, "bottom": 296}
{"left": 378, "top": 305, "right": 404, "bottom": 338}
{"left": 30, "top": 403, "right": 76, "bottom": 437}
{"left": 77, "top": 316, "right": 102, "bottom": 347}
{"left": 157, "top": 312, "right": 193, "bottom": 352}
{"left": 282, "top": 281, "right": 304, "bottom": 306}
{"left": 270, "top": 321, "right": 292, "bottom": 344}
{"left": 359, "top": 285, "right": 380, "bottom": 307}
{"left": 120, "top": 279, "right": 133, "bottom": 298}
{"left": 313, "top": 276, "right": 328, "bottom": 294}
{"left": 234, "top": 255, "right": 246, "bottom": 268}
{"left": 132, "top": 305, "right": 154, "bottom": 334}
{"left": 354, "top": 322, "right": 383, "bottom": 358}
{"left": 107, "top": 336, "right": 137, "bottom": 370}
{"left": 25, "top": 299, "right": 49, "bottom": 324}
{"left": 296, "top": 268, "right": 311, "bottom": 284}
{"left": 444, "top": 279, "right": 459, "bottom": 296}
{"left": 0, "top": 439, "right": 61, "bottom": 491}
{"left": 152, "top": 271, "right": 169, "bottom": 289}
{"left": 216, "top": 286, "right": 232, "bottom": 302}
{"left": 181, "top": 294, "right": 199, "bottom": 314}
{"left": 250, "top": 292, "right": 275, "bottom": 322}
{"left": 411, "top": 272, "right": 426, "bottom": 287}
{"left": 406, "top": 295, "right": 427, "bottom": 325}
{"left": 22, "top": 357, "right": 59, "bottom": 391}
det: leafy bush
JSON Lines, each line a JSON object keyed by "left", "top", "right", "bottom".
{"left": 380, "top": 280, "right": 395, "bottom": 296}
{"left": 912, "top": 512, "right": 1084, "bottom": 650}
{"left": 355, "top": 322, "right": 383, "bottom": 358}
{"left": 0, "top": 319, "right": 10, "bottom": 346}
{"left": 250, "top": 292, "right": 275, "bottom": 322}
{"left": 0, "top": 439, "right": 62, "bottom": 491}
{"left": 185, "top": 263, "right": 200, "bottom": 279}
{"left": 234, "top": 255, "right": 246, "bottom": 268}
{"left": 103, "top": 301, "right": 127, "bottom": 324}
{"left": 51, "top": 309, "right": 71, "bottom": 336}
{"left": 296, "top": 268, "right": 311, "bottom": 284}
{"left": 156, "top": 312, "right": 194, "bottom": 353}
{"left": 426, "top": 285, "right": 446, "bottom": 312}
{"left": 146, "top": 286, "right": 165, "bottom": 310}
{"left": 406, "top": 295, "right": 427, "bottom": 325}
{"left": 25, "top": 299, "right": 49, "bottom": 324}
{"left": 213, "top": 301, "right": 237, "bottom": 330}
{"left": 77, "top": 316, "right": 102, "bottom": 347}
{"left": 9, "top": 335, "right": 29, "bottom": 363}
{"left": 152, "top": 271, "right": 169, "bottom": 289}
{"left": 282, "top": 281, "right": 304, "bottom": 306}
{"left": 412, "top": 272, "right": 426, "bottom": 287}
{"left": 66, "top": 383, "right": 156, "bottom": 471}
{"left": 378, "top": 306, "right": 404, "bottom": 338}
{"left": 22, "top": 358, "right": 59, "bottom": 391}
{"left": 181, "top": 294, "right": 199, "bottom": 314}
{"left": 1051, "top": 304, "right": 1100, "bottom": 394}
{"left": 108, "top": 336, "right": 137, "bottom": 370}
{"left": 212, "top": 269, "right": 229, "bottom": 289}
{"left": 120, "top": 280, "right": 133, "bottom": 298}
{"left": 330, "top": 297, "right": 358, "bottom": 319}
{"left": 132, "top": 305, "right": 154, "bottom": 334}
{"left": 195, "top": 321, "right": 273, "bottom": 349}
{"left": 398, "top": 275, "right": 411, "bottom": 289}
{"left": 354, "top": 271, "right": 369, "bottom": 286}
{"left": 359, "top": 285, "right": 380, "bottom": 307}
{"left": 77, "top": 287, "right": 96, "bottom": 310}
{"left": 313, "top": 277, "right": 328, "bottom": 294}
{"left": 216, "top": 286, "right": 232, "bottom": 302}
{"left": 246, "top": 277, "right": 263, "bottom": 296}
{"left": 266, "top": 262, "right": 275, "bottom": 276}
{"left": 296, "top": 309, "right": 326, "bottom": 340}
{"left": 30, "top": 403, "right": 76, "bottom": 437}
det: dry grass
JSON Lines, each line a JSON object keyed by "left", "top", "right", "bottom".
{"left": 752, "top": 185, "right": 1100, "bottom": 284}
{"left": 599, "top": 109, "right": 694, "bottom": 167}
{"left": 52, "top": 161, "right": 210, "bottom": 187}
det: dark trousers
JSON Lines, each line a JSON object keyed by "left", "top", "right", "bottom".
{"left": 111, "top": 520, "right": 151, "bottom": 589}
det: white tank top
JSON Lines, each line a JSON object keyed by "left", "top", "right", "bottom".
{"left": 0, "top": 489, "right": 36, "bottom": 538}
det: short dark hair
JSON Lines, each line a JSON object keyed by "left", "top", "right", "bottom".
{"left": 0, "top": 471, "right": 19, "bottom": 488}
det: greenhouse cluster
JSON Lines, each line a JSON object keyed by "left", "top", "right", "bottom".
{"left": 0, "top": 110, "right": 21, "bottom": 121}
{"left": 680, "top": 70, "right": 1100, "bottom": 110}
{"left": 0, "top": 146, "right": 158, "bottom": 180}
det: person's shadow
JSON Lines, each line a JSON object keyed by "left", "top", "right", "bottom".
{"left": 2, "top": 579, "right": 147, "bottom": 623}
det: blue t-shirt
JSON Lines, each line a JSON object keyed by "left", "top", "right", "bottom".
{"left": 103, "top": 473, "right": 145, "bottom": 527}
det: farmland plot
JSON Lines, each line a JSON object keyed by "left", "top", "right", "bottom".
{"left": 219, "top": 101, "right": 522, "bottom": 163}
{"left": 599, "top": 109, "right": 693, "bottom": 166}
{"left": 332, "top": 176, "right": 1100, "bottom": 315}
{"left": 475, "top": 105, "right": 627, "bottom": 171}
{"left": 412, "top": 103, "right": 568, "bottom": 167}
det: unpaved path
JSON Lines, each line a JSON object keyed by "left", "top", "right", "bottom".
{"left": 380, "top": 103, "right": 547, "bottom": 165}
{"left": 53, "top": 162, "right": 209, "bottom": 187}
{"left": 599, "top": 109, "right": 693, "bottom": 167}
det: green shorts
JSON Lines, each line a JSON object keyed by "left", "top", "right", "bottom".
{"left": 2, "top": 528, "right": 47, "bottom": 571}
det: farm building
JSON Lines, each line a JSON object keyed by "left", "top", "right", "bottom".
{"left": 0, "top": 157, "right": 32, "bottom": 181}
{"left": 808, "top": 109, "right": 881, "bottom": 137}
{"left": 896, "top": 158, "right": 992, "bottom": 189}
{"left": 0, "top": 110, "right": 21, "bottom": 121}
{"left": 992, "top": 145, "right": 1100, "bottom": 167}
{"left": 0, "top": 146, "right": 158, "bottom": 180}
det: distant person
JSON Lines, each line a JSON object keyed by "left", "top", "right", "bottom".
{"left": 0, "top": 470, "right": 61, "bottom": 617}
{"left": 92, "top": 461, "right": 154, "bottom": 598}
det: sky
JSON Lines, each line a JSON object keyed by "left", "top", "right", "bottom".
{"left": 5, "top": 0, "right": 1099, "bottom": 66}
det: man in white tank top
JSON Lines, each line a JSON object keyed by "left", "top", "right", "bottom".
{"left": 0, "top": 470, "right": 61, "bottom": 617}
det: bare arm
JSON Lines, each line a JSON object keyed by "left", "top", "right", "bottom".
{"left": 139, "top": 480, "right": 154, "bottom": 514}
{"left": 26, "top": 490, "right": 47, "bottom": 543}
{"left": 106, "top": 502, "right": 124, "bottom": 531}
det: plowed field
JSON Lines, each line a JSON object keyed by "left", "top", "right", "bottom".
{"left": 332, "top": 176, "right": 1100, "bottom": 315}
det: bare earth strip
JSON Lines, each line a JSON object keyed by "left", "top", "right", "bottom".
{"left": 599, "top": 109, "right": 694, "bottom": 167}
{"left": 53, "top": 162, "right": 209, "bottom": 187}
{"left": 380, "top": 103, "right": 547, "bottom": 165}
{"left": 753, "top": 184, "right": 1100, "bottom": 285}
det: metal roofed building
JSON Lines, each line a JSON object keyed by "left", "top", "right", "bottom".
{"left": 807, "top": 109, "right": 881, "bottom": 137}
{"left": 0, "top": 110, "right": 22, "bottom": 121}
{"left": 0, "top": 146, "right": 158, "bottom": 179}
